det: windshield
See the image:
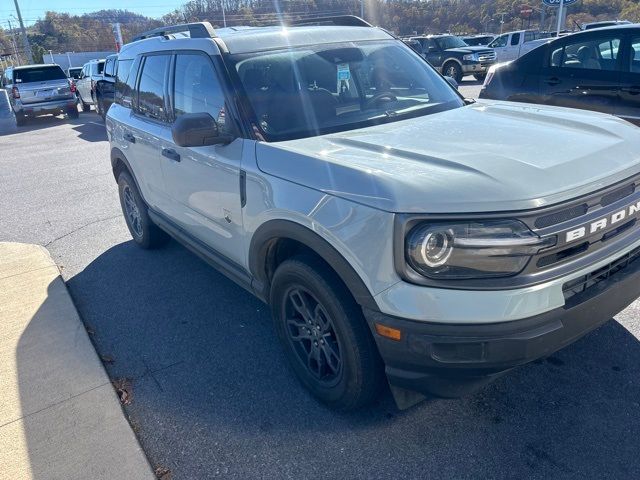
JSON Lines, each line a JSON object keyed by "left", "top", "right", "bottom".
{"left": 435, "top": 36, "right": 469, "bottom": 50}
{"left": 230, "top": 40, "right": 463, "bottom": 141}
{"left": 13, "top": 66, "right": 66, "bottom": 83}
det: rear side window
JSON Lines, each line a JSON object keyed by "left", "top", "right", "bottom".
{"left": 135, "top": 55, "right": 170, "bottom": 121}
{"left": 550, "top": 35, "right": 622, "bottom": 71}
{"left": 115, "top": 57, "right": 139, "bottom": 108}
{"left": 13, "top": 66, "right": 66, "bottom": 83}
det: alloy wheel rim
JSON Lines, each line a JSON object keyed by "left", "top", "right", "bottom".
{"left": 123, "top": 185, "right": 143, "bottom": 238}
{"left": 283, "top": 286, "right": 343, "bottom": 386}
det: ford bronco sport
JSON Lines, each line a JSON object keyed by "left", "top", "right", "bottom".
{"left": 107, "top": 17, "right": 640, "bottom": 410}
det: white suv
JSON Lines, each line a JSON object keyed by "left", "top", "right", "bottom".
{"left": 107, "top": 19, "right": 640, "bottom": 410}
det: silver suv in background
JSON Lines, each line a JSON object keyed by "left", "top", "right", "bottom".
{"left": 108, "top": 19, "right": 640, "bottom": 411}
{"left": 75, "top": 59, "right": 105, "bottom": 112}
{"left": 2, "top": 64, "right": 78, "bottom": 126}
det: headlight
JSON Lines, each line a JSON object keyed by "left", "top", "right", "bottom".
{"left": 405, "top": 220, "right": 555, "bottom": 280}
{"left": 463, "top": 53, "right": 478, "bottom": 61}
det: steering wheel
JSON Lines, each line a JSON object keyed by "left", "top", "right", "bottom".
{"left": 366, "top": 91, "right": 397, "bottom": 106}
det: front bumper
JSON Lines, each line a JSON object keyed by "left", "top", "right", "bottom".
{"left": 461, "top": 62, "right": 495, "bottom": 74}
{"left": 14, "top": 98, "right": 77, "bottom": 116}
{"left": 364, "top": 245, "right": 640, "bottom": 399}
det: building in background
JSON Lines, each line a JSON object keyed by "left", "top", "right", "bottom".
{"left": 46, "top": 51, "right": 115, "bottom": 69}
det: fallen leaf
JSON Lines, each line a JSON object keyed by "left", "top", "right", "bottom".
{"left": 100, "top": 355, "right": 115, "bottom": 364}
{"left": 112, "top": 378, "right": 132, "bottom": 405}
{"left": 154, "top": 466, "right": 172, "bottom": 480}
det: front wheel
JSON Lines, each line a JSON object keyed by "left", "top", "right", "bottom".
{"left": 117, "top": 172, "right": 169, "bottom": 249}
{"left": 443, "top": 62, "right": 463, "bottom": 83}
{"left": 270, "top": 255, "right": 384, "bottom": 411}
{"left": 78, "top": 93, "right": 90, "bottom": 112}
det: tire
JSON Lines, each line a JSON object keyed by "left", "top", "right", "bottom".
{"left": 270, "top": 255, "right": 384, "bottom": 410}
{"left": 67, "top": 107, "right": 79, "bottom": 119}
{"left": 96, "top": 96, "right": 106, "bottom": 121}
{"left": 117, "top": 172, "right": 169, "bottom": 249}
{"left": 443, "top": 61, "right": 463, "bottom": 83}
{"left": 474, "top": 73, "right": 487, "bottom": 82}
{"left": 78, "top": 93, "right": 91, "bottom": 112}
{"left": 15, "top": 114, "right": 27, "bottom": 127}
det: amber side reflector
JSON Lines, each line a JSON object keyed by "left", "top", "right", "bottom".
{"left": 375, "top": 323, "right": 402, "bottom": 341}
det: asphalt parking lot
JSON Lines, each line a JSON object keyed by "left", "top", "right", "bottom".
{"left": 1, "top": 83, "right": 640, "bottom": 479}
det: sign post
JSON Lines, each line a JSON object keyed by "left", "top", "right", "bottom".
{"left": 556, "top": 0, "right": 564, "bottom": 35}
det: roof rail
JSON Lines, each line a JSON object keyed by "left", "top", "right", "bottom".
{"left": 287, "top": 15, "right": 372, "bottom": 28}
{"left": 132, "top": 22, "right": 216, "bottom": 42}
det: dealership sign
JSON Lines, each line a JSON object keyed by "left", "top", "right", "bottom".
{"left": 542, "top": 0, "right": 578, "bottom": 6}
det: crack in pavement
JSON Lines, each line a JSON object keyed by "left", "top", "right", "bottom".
{"left": 44, "top": 214, "right": 122, "bottom": 247}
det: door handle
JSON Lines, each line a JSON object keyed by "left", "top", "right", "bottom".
{"left": 622, "top": 86, "right": 640, "bottom": 95}
{"left": 545, "top": 77, "right": 561, "bottom": 86}
{"left": 123, "top": 132, "right": 136, "bottom": 143}
{"left": 162, "top": 148, "right": 181, "bottom": 162}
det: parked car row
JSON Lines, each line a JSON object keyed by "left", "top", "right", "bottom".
{"left": 1, "top": 53, "right": 120, "bottom": 125}
{"left": 480, "top": 23, "right": 640, "bottom": 126}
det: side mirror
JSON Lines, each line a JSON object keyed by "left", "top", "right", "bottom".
{"left": 427, "top": 46, "right": 439, "bottom": 53}
{"left": 172, "top": 112, "right": 233, "bottom": 147}
{"left": 444, "top": 76, "right": 459, "bottom": 90}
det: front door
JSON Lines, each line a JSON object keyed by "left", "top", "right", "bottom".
{"left": 538, "top": 32, "right": 623, "bottom": 115}
{"left": 160, "top": 51, "right": 244, "bottom": 265}
{"left": 616, "top": 34, "right": 640, "bottom": 126}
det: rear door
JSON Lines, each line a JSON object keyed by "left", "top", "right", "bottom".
{"left": 160, "top": 51, "right": 245, "bottom": 265}
{"left": 616, "top": 34, "right": 640, "bottom": 125}
{"left": 538, "top": 32, "right": 623, "bottom": 115}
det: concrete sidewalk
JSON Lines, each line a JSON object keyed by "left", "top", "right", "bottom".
{"left": 0, "top": 243, "right": 154, "bottom": 480}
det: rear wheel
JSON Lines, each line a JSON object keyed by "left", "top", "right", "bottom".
{"left": 270, "top": 255, "right": 384, "bottom": 410}
{"left": 117, "top": 172, "right": 169, "bottom": 249}
{"left": 15, "top": 114, "right": 27, "bottom": 127}
{"left": 443, "top": 61, "right": 463, "bottom": 83}
{"left": 96, "top": 96, "right": 106, "bottom": 121}
{"left": 67, "top": 106, "right": 79, "bottom": 119}
{"left": 474, "top": 73, "right": 487, "bottom": 82}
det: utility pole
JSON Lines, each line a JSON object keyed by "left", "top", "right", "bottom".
{"left": 221, "top": 0, "right": 227, "bottom": 27}
{"left": 12, "top": 0, "right": 33, "bottom": 64}
{"left": 496, "top": 12, "right": 508, "bottom": 34}
{"left": 7, "top": 19, "right": 20, "bottom": 64}
{"left": 361, "top": 0, "right": 364, "bottom": 20}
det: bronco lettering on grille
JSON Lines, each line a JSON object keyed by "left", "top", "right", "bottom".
{"left": 565, "top": 200, "right": 640, "bottom": 243}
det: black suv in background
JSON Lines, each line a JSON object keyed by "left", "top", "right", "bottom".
{"left": 409, "top": 34, "right": 496, "bottom": 81}
{"left": 95, "top": 54, "right": 117, "bottom": 120}
{"left": 479, "top": 24, "right": 640, "bottom": 126}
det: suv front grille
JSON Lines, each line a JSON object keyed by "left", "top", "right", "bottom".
{"left": 478, "top": 52, "right": 496, "bottom": 62}
{"left": 562, "top": 245, "right": 640, "bottom": 301}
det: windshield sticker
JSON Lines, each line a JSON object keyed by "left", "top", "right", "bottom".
{"left": 337, "top": 63, "right": 351, "bottom": 82}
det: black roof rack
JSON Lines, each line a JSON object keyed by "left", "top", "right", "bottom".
{"left": 133, "top": 22, "right": 216, "bottom": 42}
{"left": 286, "top": 15, "right": 372, "bottom": 28}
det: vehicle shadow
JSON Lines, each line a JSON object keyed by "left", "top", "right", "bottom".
{"left": 65, "top": 240, "right": 640, "bottom": 478}
{"left": 71, "top": 119, "right": 107, "bottom": 143}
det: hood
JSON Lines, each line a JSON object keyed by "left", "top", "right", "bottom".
{"left": 256, "top": 101, "right": 640, "bottom": 213}
{"left": 445, "top": 46, "right": 493, "bottom": 54}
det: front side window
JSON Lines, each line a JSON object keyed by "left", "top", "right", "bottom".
{"left": 231, "top": 40, "right": 463, "bottom": 141}
{"left": 136, "top": 55, "right": 170, "bottom": 121}
{"left": 173, "top": 53, "right": 226, "bottom": 128}
{"left": 490, "top": 35, "right": 508, "bottom": 48}
{"left": 550, "top": 35, "right": 622, "bottom": 71}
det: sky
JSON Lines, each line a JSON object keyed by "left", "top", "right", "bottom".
{"left": 0, "top": 0, "right": 186, "bottom": 25}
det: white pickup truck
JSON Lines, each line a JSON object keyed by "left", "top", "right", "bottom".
{"left": 488, "top": 30, "right": 554, "bottom": 62}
